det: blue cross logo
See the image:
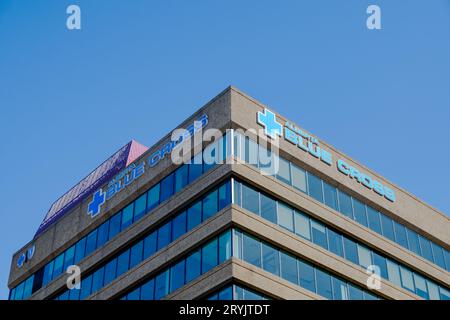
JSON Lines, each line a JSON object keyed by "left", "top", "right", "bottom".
{"left": 257, "top": 108, "right": 283, "bottom": 139}
{"left": 88, "top": 189, "right": 106, "bottom": 218}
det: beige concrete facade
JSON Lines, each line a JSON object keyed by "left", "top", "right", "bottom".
{"left": 8, "top": 86, "right": 450, "bottom": 300}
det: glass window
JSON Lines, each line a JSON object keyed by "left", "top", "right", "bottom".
{"left": 294, "top": 211, "right": 310, "bottom": 240}
{"left": 157, "top": 221, "right": 172, "bottom": 250}
{"left": 109, "top": 212, "right": 122, "bottom": 240}
{"left": 160, "top": 174, "right": 174, "bottom": 203}
{"left": 357, "top": 245, "right": 372, "bottom": 269}
{"left": 338, "top": 191, "right": 353, "bottom": 219}
{"left": 43, "top": 260, "right": 54, "bottom": 286}
{"left": 14, "top": 282, "right": 24, "bottom": 300}
{"left": 280, "top": 252, "right": 298, "bottom": 285}
{"left": 419, "top": 236, "right": 434, "bottom": 262}
{"left": 147, "top": 184, "right": 160, "bottom": 211}
{"left": 79, "top": 275, "right": 92, "bottom": 300}
{"left": 188, "top": 152, "right": 203, "bottom": 183}
{"left": 218, "top": 182, "right": 231, "bottom": 210}
{"left": 116, "top": 249, "right": 130, "bottom": 277}
{"left": 85, "top": 229, "right": 98, "bottom": 256}
{"left": 241, "top": 184, "right": 259, "bottom": 214}
{"left": 352, "top": 199, "right": 367, "bottom": 227}
{"left": 130, "top": 241, "right": 143, "bottom": 269}
{"left": 348, "top": 284, "right": 363, "bottom": 300}
{"left": 311, "top": 220, "right": 328, "bottom": 250}
{"left": 244, "top": 136, "right": 259, "bottom": 166}
{"left": 327, "top": 229, "right": 343, "bottom": 257}
{"left": 170, "top": 260, "right": 186, "bottom": 293}
{"left": 53, "top": 253, "right": 64, "bottom": 279}
{"left": 298, "top": 260, "right": 316, "bottom": 292}
{"left": 380, "top": 214, "right": 395, "bottom": 242}
{"left": 202, "top": 239, "right": 218, "bottom": 273}
{"left": 315, "top": 269, "right": 333, "bottom": 299}
{"left": 262, "top": 243, "right": 279, "bottom": 276}
{"left": 366, "top": 207, "right": 382, "bottom": 234}
{"left": 372, "top": 252, "right": 388, "bottom": 279}
{"left": 97, "top": 220, "right": 110, "bottom": 248}
{"left": 278, "top": 203, "right": 294, "bottom": 232}
{"left": 291, "top": 164, "right": 307, "bottom": 193}
{"left": 174, "top": 164, "right": 188, "bottom": 193}
{"left": 363, "top": 292, "right": 378, "bottom": 301}
{"left": 203, "top": 140, "right": 220, "bottom": 172}
{"left": 121, "top": 203, "right": 134, "bottom": 230}
{"left": 426, "top": 280, "right": 440, "bottom": 300}
{"left": 307, "top": 173, "right": 323, "bottom": 203}
{"left": 187, "top": 201, "right": 202, "bottom": 231}
{"left": 343, "top": 237, "right": 359, "bottom": 265}
{"left": 127, "top": 287, "right": 140, "bottom": 300}
{"left": 386, "top": 259, "right": 401, "bottom": 287}
{"left": 23, "top": 276, "right": 34, "bottom": 299}
{"left": 58, "top": 290, "right": 69, "bottom": 301}
{"left": 134, "top": 193, "right": 147, "bottom": 221}
{"left": 413, "top": 273, "right": 429, "bottom": 299}
{"left": 260, "top": 193, "right": 277, "bottom": 224}
{"left": 276, "top": 157, "right": 291, "bottom": 185}
{"left": 233, "top": 180, "right": 241, "bottom": 207}
{"left": 154, "top": 270, "right": 169, "bottom": 300}
{"left": 218, "top": 286, "right": 233, "bottom": 300}
{"left": 406, "top": 229, "right": 421, "bottom": 256}
{"left": 399, "top": 266, "right": 415, "bottom": 292}
{"left": 73, "top": 237, "right": 86, "bottom": 265}
{"left": 393, "top": 221, "right": 408, "bottom": 249}
{"left": 63, "top": 245, "right": 75, "bottom": 271}
{"left": 91, "top": 267, "right": 105, "bottom": 293}
{"left": 218, "top": 231, "right": 232, "bottom": 264}
{"left": 258, "top": 145, "right": 272, "bottom": 174}
{"left": 104, "top": 258, "right": 117, "bottom": 286}
{"left": 446, "top": 250, "right": 450, "bottom": 272}
{"left": 431, "top": 243, "right": 446, "bottom": 270}
{"left": 203, "top": 189, "right": 218, "bottom": 220}
{"left": 143, "top": 231, "right": 157, "bottom": 259}
{"left": 439, "top": 287, "right": 450, "bottom": 300}
{"left": 243, "top": 234, "right": 261, "bottom": 268}
{"left": 172, "top": 211, "right": 187, "bottom": 241}
{"left": 323, "top": 182, "right": 338, "bottom": 211}
{"left": 332, "top": 278, "right": 348, "bottom": 300}
{"left": 141, "top": 279, "right": 155, "bottom": 300}
{"left": 69, "top": 287, "right": 80, "bottom": 300}
{"left": 185, "top": 250, "right": 201, "bottom": 283}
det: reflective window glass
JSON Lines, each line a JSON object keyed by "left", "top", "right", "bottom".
{"left": 241, "top": 184, "right": 259, "bottom": 214}
{"left": 85, "top": 229, "right": 98, "bottom": 256}
{"left": 291, "top": 164, "right": 307, "bottom": 193}
{"left": 357, "top": 245, "right": 372, "bottom": 269}
{"left": 419, "top": 235, "right": 434, "bottom": 262}
{"left": 372, "top": 252, "right": 388, "bottom": 279}
{"left": 367, "top": 207, "right": 382, "bottom": 234}
{"left": 203, "top": 189, "right": 218, "bottom": 220}
{"left": 316, "top": 269, "right": 332, "bottom": 299}
{"left": 218, "top": 182, "right": 231, "bottom": 210}
{"left": 348, "top": 284, "right": 363, "bottom": 300}
{"left": 79, "top": 275, "right": 92, "bottom": 300}
{"left": 406, "top": 229, "right": 421, "bottom": 256}
{"left": 332, "top": 278, "right": 348, "bottom": 300}
{"left": 338, "top": 191, "right": 353, "bottom": 219}
{"left": 109, "top": 212, "right": 122, "bottom": 240}
{"left": 294, "top": 211, "right": 310, "bottom": 240}
{"left": 380, "top": 214, "right": 395, "bottom": 242}
{"left": 202, "top": 239, "right": 218, "bottom": 273}
{"left": 104, "top": 258, "right": 117, "bottom": 285}
{"left": 185, "top": 250, "right": 201, "bottom": 283}
{"left": 97, "top": 220, "right": 110, "bottom": 247}
{"left": 154, "top": 270, "right": 169, "bottom": 300}
{"left": 130, "top": 241, "right": 143, "bottom": 269}
{"left": 188, "top": 152, "right": 203, "bottom": 183}
{"left": 413, "top": 273, "right": 429, "bottom": 299}
{"left": 143, "top": 231, "right": 157, "bottom": 259}
{"left": 323, "top": 182, "right": 338, "bottom": 211}
{"left": 276, "top": 157, "right": 291, "bottom": 185}
{"left": 147, "top": 184, "right": 160, "bottom": 211}
{"left": 343, "top": 237, "right": 359, "bottom": 265}
{"left": 134, "top": 193, "right": 147, "bottom": 221}
{"left": 243, "top": 234, "right": 261, "bottom": 268}
{"left": 260, "top": 193, "right": 277, "bottom": 224}
{"left": 431, "top": 243, "right": 446, "bottom": 270}
{"left": 172, "top": 211, "right": 187, "bottom": 241}
{"left": 174, "top": 165, "right": 188, "bottom": 193}
{"left": 121, "top": 203, "right": 134, "bottom": 230}
{"left": 327, "top": 229, "right": 343, "bottom": 257}
{"left": 141, "top": 279, "right": 154, "bottom": 300}
{"left": 352, "top": 199, "right": 367, "bottom": 227}
{"left": 74, "top": 237, "right": 86, "bottom": 264}
{"left": 187, "top": 201, "right": 202, "bottom": 231}
{"left": 127, "top": 288, "right": 140, "bottom": 300}
{"left": 116, "top": 249, "right": 130, "bottom": 277}
{"left": 307, "top": 173, "right": 323, "bottom": 203}
{"left": 280, "top": 252, "right": 298, "bottom": 285}
{"left": 91, "top": 267, "right": 104, "bottom": 293}
{"left": 311, "top": 220, "right": 328, "bottom": 250}
{"left": 393, "top": 221, "right": 408, "bottom": 249}
{"left": 298, "top": 261, "right": 316, "bottom": 293}
{"left": 262, "top": 243, "right": 279, "bottom": 276}
{"left": 386, "top": 259, "right": 401, "bottom": 287}
{"left": 218, "top": 231, "right": 232, "bottom": 264}
{"left": 278, "top": 203, "right": 294, "bottom": 232}
{"left": 399, "top": 266, "right": 415, "bottom": 292}
{"left": 170, "top": 260, "right": 186, "bottom": 293}
{"left": 157, "top": 222, "right": 172, "bottom": 250}
{"left": 53, "top": 253, "right": 64, "bottom": 279}
{"left": 160, "top": 174, "right": 174, "bottom": 203}
{"left": 63, "top": 245, "right": 75, "bottom": 271}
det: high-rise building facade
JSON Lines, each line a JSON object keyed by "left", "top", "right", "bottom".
{"left": 8, "top": 87, "right": 450, "bottom": 300}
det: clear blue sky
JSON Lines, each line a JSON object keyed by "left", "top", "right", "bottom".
{"left": 0, "top": 0, "right": 449, "bottom": 300}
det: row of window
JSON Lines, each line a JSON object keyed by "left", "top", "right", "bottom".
{"left": 116, "top": 231, "right": 233, "bottom": 300}
{"left": 233, "top": 132, "right": 450, "bottom": 272}
{"left": 53, "top": 181, "right": 231, "bottom": 300}
{"left": 206, "top": 284, "right": 269, "bottom": 300}
{"left": 9, "top": 135, "right": 229, "bottom": 301}
{"left": 233, "top": 229, "right": 380, "bottom": 300}
{"left": 233, "top": 179, "right": 450, "bottom": 300}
